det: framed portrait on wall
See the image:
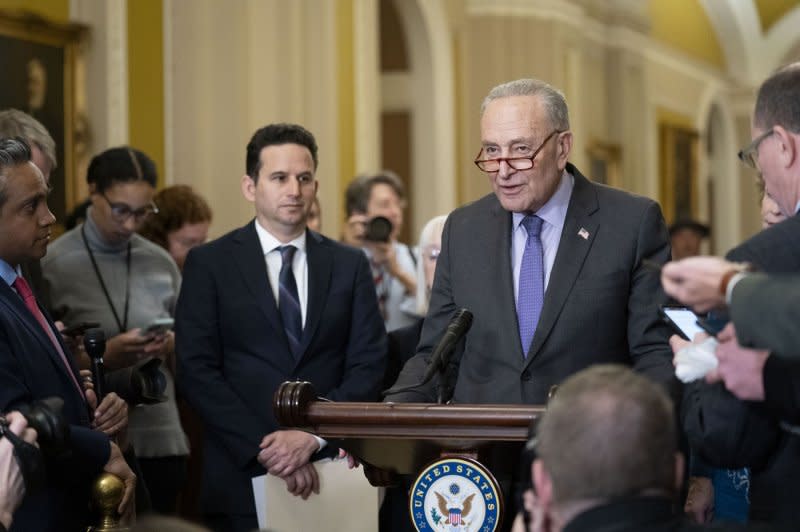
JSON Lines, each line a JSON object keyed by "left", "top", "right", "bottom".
{"left": 587, "top": 141, "right": 621, "bottom": 188}
{"left": 0, "top": 10, "right": 87, "bottom": 231}
{"left": 659, "top": 123, "right": 699, "bottom": 223}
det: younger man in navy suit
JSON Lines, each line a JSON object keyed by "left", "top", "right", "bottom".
{"left": 176, "top": 124, "right": 386, "bottom": 532}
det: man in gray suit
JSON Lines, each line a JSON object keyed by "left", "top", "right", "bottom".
{"left": 387, "top": 78, "right": 676, "bottom": 405}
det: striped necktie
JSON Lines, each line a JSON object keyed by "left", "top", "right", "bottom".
{"left": 277, "top": 246, "right": 303, "bottom": 359}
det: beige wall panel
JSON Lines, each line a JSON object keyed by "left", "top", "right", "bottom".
{"left": 647, "top": 62, "right": 708, "bottom": 120}
{"left": 735, "top": 114, "right": 762, "bottom": 240}
{"left": 165, "top": 0, "right": 339, "bottom": 238}
{"left": 458, "top": 15, "right": 557, "bottom": 205}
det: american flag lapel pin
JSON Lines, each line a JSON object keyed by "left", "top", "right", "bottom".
{"left": 578, "top": 227, "right": 589, "bottom": 240}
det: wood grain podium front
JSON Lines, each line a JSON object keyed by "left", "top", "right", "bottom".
{"left": 274, "top": 381, "right": 545, "bottom": 530}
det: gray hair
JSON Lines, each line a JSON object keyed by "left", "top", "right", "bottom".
{"left": 481, "top": 79, "right": 570, "bottom": 131}
{"left": 415, "top": 214, "right": 449, "bottom": 315}
{"left": 0, "top": 137, "right": 33, "bottom": 209}
{"left": 0, "top": 109, "right": 57, "bottom": 171}
{"left": 754, "top": 62, "right": 800, "bottom": 133}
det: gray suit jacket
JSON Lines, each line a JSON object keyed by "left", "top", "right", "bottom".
{"left": 731, "top": 273, "right": 800, "bottom": 357}
{"left": 388, "top": 164, "right": 676, "bottom": 404}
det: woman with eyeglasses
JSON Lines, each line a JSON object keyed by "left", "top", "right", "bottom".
{"left": 42, "top": 147, "right": 188, "bottom": 516}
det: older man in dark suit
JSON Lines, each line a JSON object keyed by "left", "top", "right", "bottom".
{"left": 175, "top": 123, "right": 386, "bottom": 532}
{"left": 0, "top": 138, "right": 134, "bottom": 531}
{"left": 388, "top": 78, "right": 676, "bottom": 406}
{"left": 662, "top": 62, "right": 800, "bottom": 525}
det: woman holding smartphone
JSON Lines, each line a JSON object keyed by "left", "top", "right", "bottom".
{"left": 42, "top": 147, "right": 188, "bottom": 516}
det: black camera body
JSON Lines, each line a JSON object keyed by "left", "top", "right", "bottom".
{"left": 84, "top": 327, "right": 167, "bottom": 405}
{"left": 105, "top": 357, "right": 168, "bottom": 405}
{"left": 1, "top": 397, "right": 69, "bottom": 495}
{"left": 363, "top": 216, "right": 393, "bottom": 243}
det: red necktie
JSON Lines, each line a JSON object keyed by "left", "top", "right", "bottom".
{"left": 12, "top": 276, "right": 85, "bottom": 399}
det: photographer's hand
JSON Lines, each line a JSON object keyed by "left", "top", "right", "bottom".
{"left": 0, "top": 412, "right": 37, "bottom": 530}
{"left": 341, "top": 214, "right": 368, "bottom": 247}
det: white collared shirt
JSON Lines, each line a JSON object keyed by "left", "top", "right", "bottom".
{"left": 511, "top": 170, "right": 574, "bottom": 302}
{"left": 254, "top": 221, "right": 309, "bottom": 327}
{"left": 253, "top": 221, "right": 326, "bottom": 451}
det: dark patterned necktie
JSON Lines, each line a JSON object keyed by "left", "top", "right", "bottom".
{"left": 277, "top": 246, "right": 303, "bottom": 359}
{"left": 517, "top": 215, "right": 544, "bottom": 358}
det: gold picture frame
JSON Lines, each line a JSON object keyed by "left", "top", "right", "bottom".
{"left": 658, "top": 123, "right": 699, "bottom": 224}
{"left": 0, "top": 9, "right": 88, "bottom": 230}
{"left": 586, "top": 141, "right": 621, "bottom": 188}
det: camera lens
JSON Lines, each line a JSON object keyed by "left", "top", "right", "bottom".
{"left": 363, "top": 216, "right": 393, "bottom": 243}
{"left": 15, "top": 397, "right": 69, "bottom": 457}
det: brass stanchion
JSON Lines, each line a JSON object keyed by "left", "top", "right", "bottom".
{"left": 87, "top": 472, "right": 129, "bottom": 531}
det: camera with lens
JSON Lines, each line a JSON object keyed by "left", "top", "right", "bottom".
{"left": 1, "top": 397, "right": 69, "bottom": 495}
{"left": 15, "top": 397, "right": 70, "bottom": 457}
{"left": 85, "top": 328, "right": 167, "bottom": 406}
{"left": 363, "top": 216, "right": 393, "bottom": 243}
{"left": 105, "top": 358, "right": 167, "bottom": 405}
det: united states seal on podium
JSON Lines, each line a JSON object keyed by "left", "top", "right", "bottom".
{"left": 409, "top": 457, "right": 502, "bottom": 531}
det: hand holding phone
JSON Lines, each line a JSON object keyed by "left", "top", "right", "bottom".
{"left": 660, "top": 306, "right": 705, "bottom": 341}
{"left": 140, "top": 317, "right": 174, "bottom": 337}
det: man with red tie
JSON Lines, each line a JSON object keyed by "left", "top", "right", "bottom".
{"left": 0, "top": 137, "right": 135, "bottom": 531}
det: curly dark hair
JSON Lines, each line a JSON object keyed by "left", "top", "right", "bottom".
{"left": 138, "top": 185, "right": 212, "bottom": 249}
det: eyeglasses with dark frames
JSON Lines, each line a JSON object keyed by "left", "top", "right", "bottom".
{"left": 738, "top": 129, "right": 774, "bottom": 170}
{"left": 474, "top": 130, "right": 562, "bottom": 173}
{"left": 99, "top": 193, "right": 159, "bottom": 222}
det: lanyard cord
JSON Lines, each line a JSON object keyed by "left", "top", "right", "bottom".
{"left": 81, "top": 224, "right": 131, "bottom": 334}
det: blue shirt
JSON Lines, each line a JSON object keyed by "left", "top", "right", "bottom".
{"left": 0, "top": 259, "right": 19, "bottom": 288}
{"left": 512, "top": 170, "right": 574, "bottom": 303}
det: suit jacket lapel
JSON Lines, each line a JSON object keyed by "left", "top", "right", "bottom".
{"left": 297, "top": 230, "right": 331, "bottom": 365}
{"left": 0, "top": 281, "right": 78, "bottom": 382}
{"left": 490, "top": 199, "right": 526, "bottom": 360}
{"left": 525, "top": 166, "right": 599, "bottom": 364}
{"left": 231, "top": 221, "right": 292, "bottom": 360}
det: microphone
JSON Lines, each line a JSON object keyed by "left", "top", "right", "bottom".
{"left": 421, "top": 308, "right": 473, "bottom": 384}
{"left": 84, "top": 328, "right": 106, "bottom": 402}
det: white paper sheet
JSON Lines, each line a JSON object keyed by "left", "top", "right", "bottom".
{"left": 252, "top": 458, "right": 379, "bottom": 531}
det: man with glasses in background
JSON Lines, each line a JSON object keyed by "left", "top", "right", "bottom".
{"left": 661, "top": 62, "right": 800, "bottom": 525}
{"left": 42, "top": 146, "right": 189, "bottom": 516}
{"left": 388, "top": 77, "right": 676, "bottom": 410}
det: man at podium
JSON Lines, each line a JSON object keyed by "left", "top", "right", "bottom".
{"left": 387, "top": 78, "right": 676, "bottom": 406}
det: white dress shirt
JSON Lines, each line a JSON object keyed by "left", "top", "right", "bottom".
{"left": 253, "top": 221, "right": 325, "bottom": 451}
{"left": 254, "top": 221, "right": 309, "bottom": 327}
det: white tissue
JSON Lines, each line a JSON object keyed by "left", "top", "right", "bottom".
{"left": 674, "top": 337, "right": 719, "bottom": 383}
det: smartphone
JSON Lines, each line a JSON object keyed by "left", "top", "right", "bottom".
{"left": 695, "top": 310, "right": 729, "bottom": 337}
{"left": 61, "top": 321, "right": 101, "bottom": 338}
{"left": 660, "top": 305, "right": 705, "bottom": 341}
{"left": 140, "top": 317, "right": 174, "bottom": 337}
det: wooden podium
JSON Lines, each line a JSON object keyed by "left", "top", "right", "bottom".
{"left": 274, "top": 381, "right": 545, "bottom": 530}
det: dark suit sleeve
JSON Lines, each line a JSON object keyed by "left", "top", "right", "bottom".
{"left": 175, "top": 248, "right": 268, "bottom": 470}
{"left": 681, "top": 380, "right": 780, "bottom": 470}
{"left": 730, "top": 274, "right": 800, "bottom": 356}
{"left": 324, "top": 252, "right": 387, "bottom": 402}
{"left": 626, "top": 201, "right": 681, "bottom": 400}
{"left": 385, "top": 217, "right": 457, "bottom": 402}
{"left": 0, "top": 331, "right": 110, "bottom": 480}
{"left": 763, "top": 355, "right": 800, "bottom": 425}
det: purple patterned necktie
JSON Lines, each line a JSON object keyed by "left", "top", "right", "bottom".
{"left": 277, "top": 245, "right": 303, "bottom": 359}
{"left": 517, "top": 215, "right": 544, "bottom": 358}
